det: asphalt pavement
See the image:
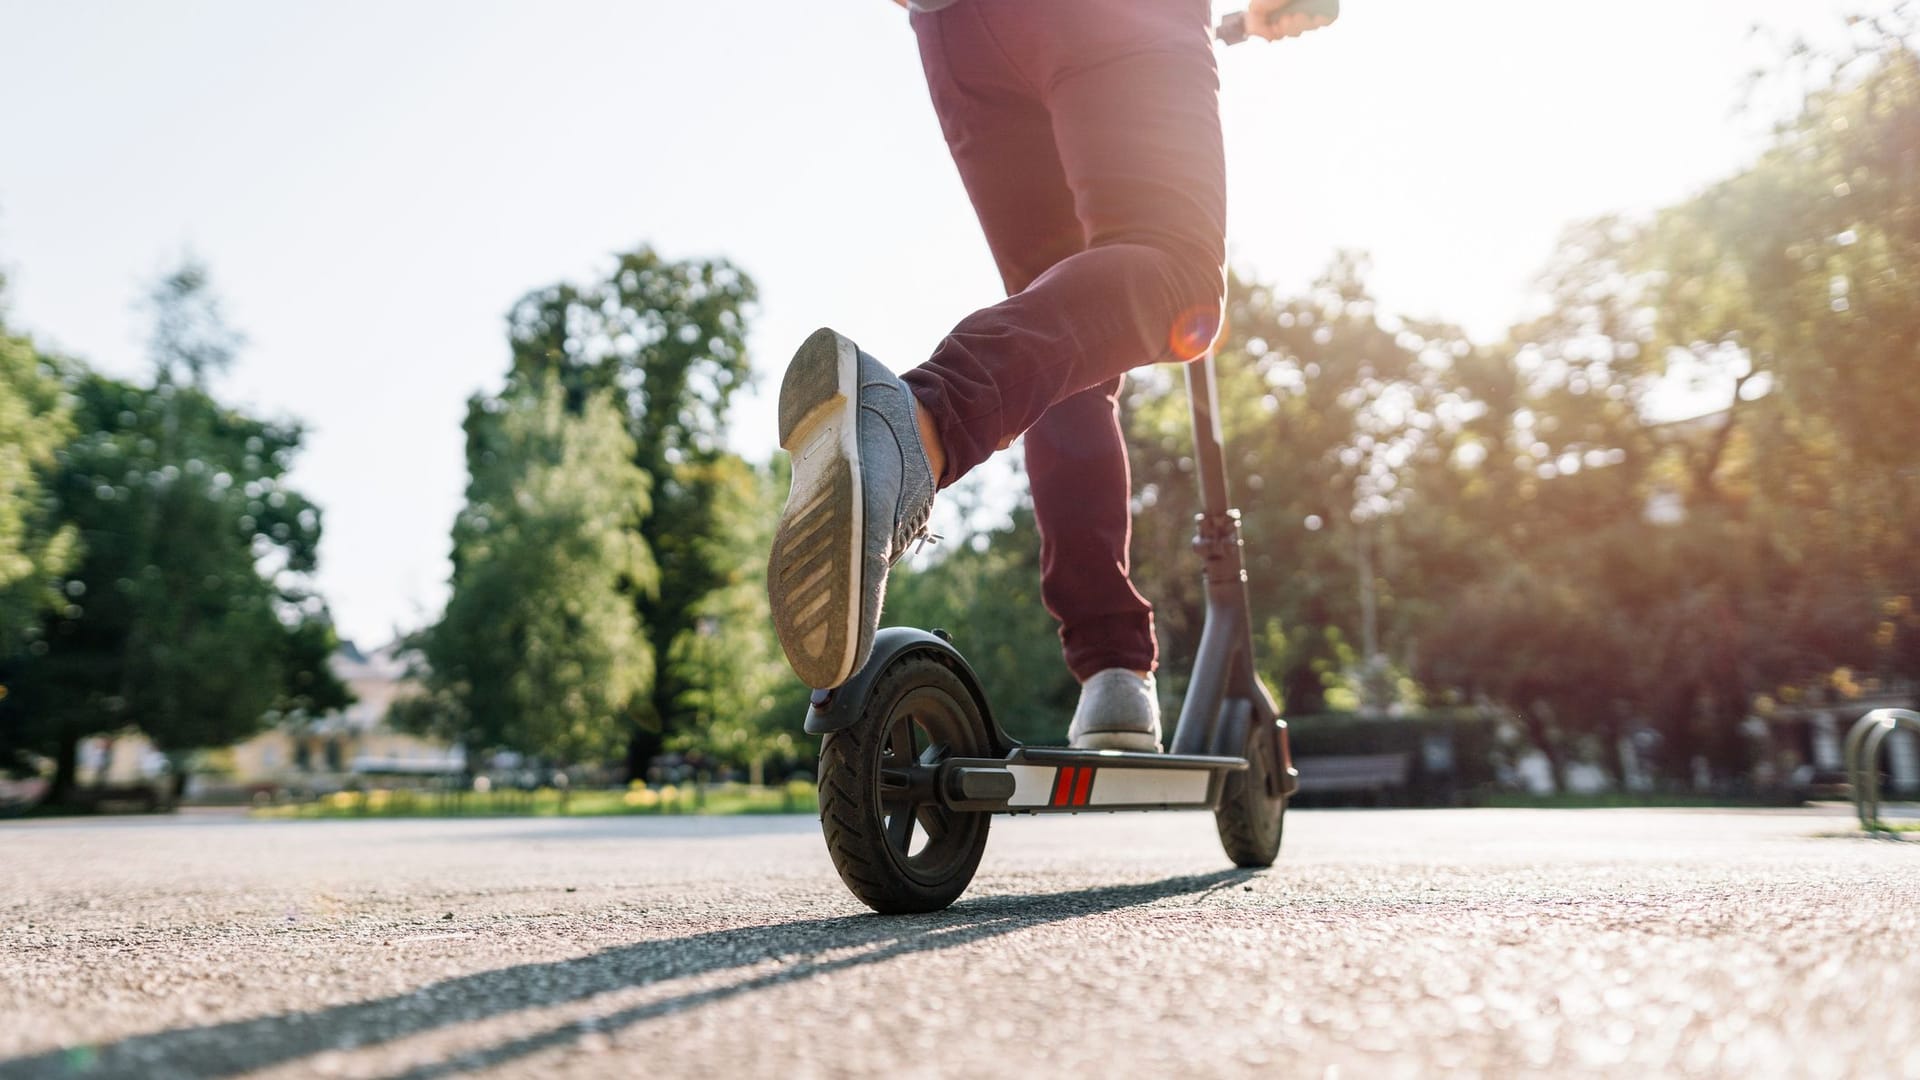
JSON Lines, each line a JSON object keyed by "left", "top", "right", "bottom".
{"left": 1, "top": 805, "right": 1915, "bottom": 1078}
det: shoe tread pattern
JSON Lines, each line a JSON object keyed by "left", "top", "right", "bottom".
{"left": 770, "top": 330, "right": 858, "bottom": 688}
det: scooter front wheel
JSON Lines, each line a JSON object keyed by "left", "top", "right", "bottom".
{"left": 817, "top": 654, "right": 993, "bottom": 913}
{"left": 1215, "top": 718, "right": 1286, "bottom": 867}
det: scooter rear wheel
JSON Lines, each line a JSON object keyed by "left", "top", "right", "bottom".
{"left": 818, "top": 654, "right": 993, "bottom": 913}
{"left": 1215, "top": 720, "right": 1286, "bottom": 867}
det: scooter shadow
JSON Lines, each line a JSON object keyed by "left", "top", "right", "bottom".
{"left": 0, "top": 868, "right": 1256, "bottom": 1080}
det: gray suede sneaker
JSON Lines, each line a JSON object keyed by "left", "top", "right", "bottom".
{"left": 768, "top": 328, "right": 936, "bottom": 690}
{"left": 1068, "top": 670, "right": 1162, "bottom": 753}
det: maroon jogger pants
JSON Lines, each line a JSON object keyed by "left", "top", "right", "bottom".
{"left": 901, "top": 0, "right": 1228, "bottom": 681}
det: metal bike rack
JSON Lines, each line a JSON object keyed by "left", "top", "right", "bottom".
{"left": 1845, "top": 708, "right": 1920, "bottom": 828}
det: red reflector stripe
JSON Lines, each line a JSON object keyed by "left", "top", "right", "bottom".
{"left": 1051, "top": 767, "right": 1075, "bottom": 807}
{"left": 1072, "top": 766, "right": 1094, "bottom": 806}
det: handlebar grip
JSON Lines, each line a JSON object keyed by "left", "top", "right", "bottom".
{"left": 1214, "top": 0, "right": 1340, "bottom": 45}
{"left": 1287, "top": 0, "right": 1342, "bottom": 17}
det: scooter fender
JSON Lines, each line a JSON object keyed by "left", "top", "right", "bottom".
{"left": 803, "top": 627, "right": 1010, "bottom": 750}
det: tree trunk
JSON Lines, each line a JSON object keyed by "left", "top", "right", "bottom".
{"left": 48, "top": 733, "right": 80, "bottom": 808}
{"left": 166, "top": 750, "right": 191, "bottom": 804}
{"left": 1522, "top": 708, "right": 1569, "bottom": 794}
{"left": 1655, "top": 682, "right": 1701, "bottom": 790}
{"left": 625, "top": 726, "right": 663, "bottom": 784}
{"left": 1594, "top": 708, "right": 1627, "bottom": 789}
{"left": 1280, "top": 654, "right": 1328, "bottom": 717}
{"left": 1703, "top": 692, "right": 1752, "bottom": 792}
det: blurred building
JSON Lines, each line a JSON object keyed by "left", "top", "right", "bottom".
{"left": 209, "top": 640, "right": 463, "bottom": 797}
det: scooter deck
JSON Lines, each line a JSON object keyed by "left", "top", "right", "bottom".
{"left": 970, "top": 747, "right": 1246, "bottom": 814}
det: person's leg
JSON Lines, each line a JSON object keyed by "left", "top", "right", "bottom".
{"left": 910, "top": 4, "right": 1083, "bottom": 309}
{"left": 910, "top": 5, "right": 1157, "bottom": 683}
{"left": 768, "top": 0, "right": 1221, "bottom": 692}
{"left": 901, "top": 0, "right": 1228, "bottom": 486}
{"left": 767, "top": 1, "right": 1067, "bottom": 691}
{"left": 1023, "top": 379, "right": 1156, "bottom": 680}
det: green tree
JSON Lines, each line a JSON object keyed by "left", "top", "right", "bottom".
{"left": 1637, "top": 9, "right": 1920, "bottom": 676}
{"left": 497, "top": 246, "right": 757, "bottom": 772}
{"left": 0, "top": 277, "right": 76, "bottom": 659}
{"left": 0, "top": 263, "right": 347, "bottom": 803}
{"left": 1406, "top": 25, "right": 1920, "bottom": 781}
{"left": 412, "top": 381, "right": 656, "bottom": 765}
{"left": 665, "top": 456, "right": 811, "bottom": 775}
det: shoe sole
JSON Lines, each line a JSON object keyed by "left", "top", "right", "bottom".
{"left": 1071, "top": 731, "right": 1163, "bottom": 753}
{"left": 769, "top": 328, "right": 865, "bottom": 690}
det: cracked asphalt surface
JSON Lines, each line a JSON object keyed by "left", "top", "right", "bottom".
{"left": 1, "top": 806, "right": 1915, "bottom": 1079}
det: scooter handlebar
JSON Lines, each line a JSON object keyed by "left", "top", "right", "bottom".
{"left": 1214, "top": 0, "right": 1340, "bottom": 46}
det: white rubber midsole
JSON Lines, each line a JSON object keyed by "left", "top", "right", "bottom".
{"left": 833, "top": 335, "right": 864, "bottom": 685}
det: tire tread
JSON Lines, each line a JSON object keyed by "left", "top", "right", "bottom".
{"left": 1215, "top": 727, "right": 1285, "bottom": 868}
{"left": 817, "top": 656, "right": 990, "bottom": 914}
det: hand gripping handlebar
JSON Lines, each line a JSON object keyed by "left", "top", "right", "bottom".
{"left": 1214, "top": 0, "right": 1341, "bottom": 45}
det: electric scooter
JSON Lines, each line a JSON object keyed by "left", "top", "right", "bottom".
{"left": 803, "top": 1, "right": 1335, "bottom": 915}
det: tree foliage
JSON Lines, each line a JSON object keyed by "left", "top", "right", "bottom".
{"left": 0, "top": 279, "right": 76, "bottom": 655}
{"left": 493, "top": 246, "right": 759, "bottom": 767}
{"left": 1217, "top": 13, "right": 1918, "bottom": 785}
{"left": 0, "top": 263, "right": 347, "bottom": 800}
{"left": 664, "top": 456, "right": 811, "bottom": 769}
{"left": 410, "top": 382, "right": 656, "bottom": 764}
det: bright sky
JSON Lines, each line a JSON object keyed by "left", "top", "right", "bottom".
{"left": 0, "top": 0, "right": 1884, "bottom": 646}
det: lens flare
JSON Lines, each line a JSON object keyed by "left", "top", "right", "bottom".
{"left": 1169, "top": 304, "right": 1223, "bottom": 361}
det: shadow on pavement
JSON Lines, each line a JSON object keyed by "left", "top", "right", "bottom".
{"left": 2, "top": 869, "right": 1253, "bottom": 1080}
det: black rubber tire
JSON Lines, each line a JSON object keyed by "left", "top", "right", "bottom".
{"left": 1215, "top": 722, "right": 1286, "bottom": 867}
{"left": 818, "top": 654, "right": 993, "bottom": 914}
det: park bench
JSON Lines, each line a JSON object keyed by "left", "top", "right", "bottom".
{"left": 1293, "top": 752, "right": 1412, "bottom": 797}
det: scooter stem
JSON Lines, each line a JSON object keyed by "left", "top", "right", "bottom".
{"left": 1170, "top": 351, "right": 1269, "bottom": 755}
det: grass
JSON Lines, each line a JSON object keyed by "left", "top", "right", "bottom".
{"left": 250, "top": 780, "right": 819, "bottom": 820}
{"left": 1864, "top": 820, "right": 1920, "bottom": 834}
{"left": 1811, "top": 820, "right": 1920, "bottom": 839}
{"left": 1478, "top": 792, "right": 1800, "bottom": 810}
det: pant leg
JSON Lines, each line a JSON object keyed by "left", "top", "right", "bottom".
{"left": 1024, "top": 378, "right": 1157, "bottom": 678}
{"left": 909, "top": 3, "right": 1158, "bottom": 679}
{"left": 902, "top": 0, "right": 1228, "bottom": 484}
{"left": 907, "top": 3, "right": 1081, "bottom": 305}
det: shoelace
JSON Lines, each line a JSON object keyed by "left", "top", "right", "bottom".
{"left": 890, "top": 505, "right": 939, "bottom": 565}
